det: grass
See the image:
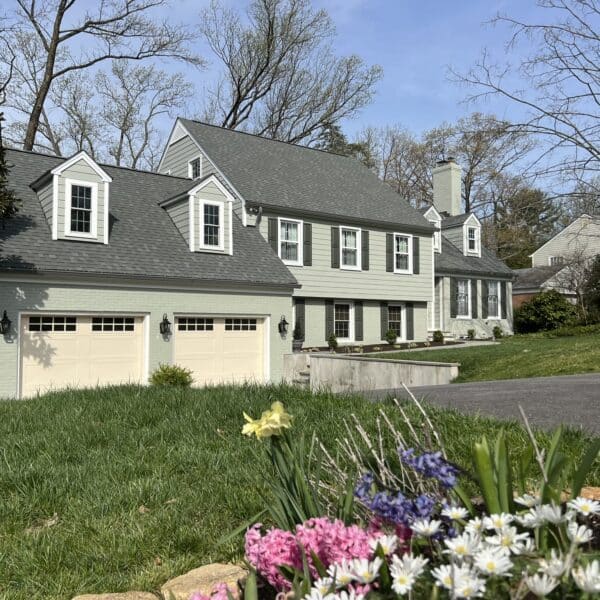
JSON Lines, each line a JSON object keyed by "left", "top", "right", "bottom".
{"left": 372, "top": 332, "right": 600, "bottom": 382}
{"left": 0, "top": 384, "right": 598, "bottom": 599}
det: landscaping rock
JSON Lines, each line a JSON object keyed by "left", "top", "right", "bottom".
{"left": 72, "top": 593, "right": 156, "bottom": 600}
{"left": 161, "top": 563, "right": 247, "bottom": 599}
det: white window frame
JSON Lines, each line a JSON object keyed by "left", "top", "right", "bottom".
{"left": 278, "top": 217, "right": 303, "bottom": 266}
{"left": 188, "top": 156, "right": 203, "bottom": 180}
{"left": 387, "top": 303, "right": 406, "bottom": 341}
{"left": 487, "top": 280, "right": 501, "bottom": 319}
{"left": 64, "top": 178, "right": 98, "bottom": 239}
{"left": 334, "top": 300, "right": 354, "bottom": 342}
{"left": 433, "top": 226, "right": 441, "bottom": 253}
{"left": 548, "top": 256, "right": 564, "bottom": 266}
{"left": 199, "top": 199, "right": 225, "bottom": 251}
{"left": 393, "top": 232, "right": 413, "bottom": 274}
{"left": 465, "top": 226, "right": 480, "bottom": 255}
{"left": 456, "top": 279, "right": 472, "bottom": 319}
{"left": 339, "top": 226, "right": 362, "bottom": 271}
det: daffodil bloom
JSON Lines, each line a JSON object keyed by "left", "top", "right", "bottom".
{"left": 241, "top": 401, "right": 293, "bottom": 439}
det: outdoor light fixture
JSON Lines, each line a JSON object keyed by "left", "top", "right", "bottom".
{"left": 159, "top": 313, "right": 172, "bottom": 336}
{"left": 0, "top": 310, "right": 11, "bottom": 335}
{"left": 278, "top": 315, "right": 289, "bottom": 335}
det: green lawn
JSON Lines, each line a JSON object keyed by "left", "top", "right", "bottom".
{"left": 373, "top": 332, "right": 600, "bottom": 382}
{"left": 0, "top": 385, "right": 598, "bottom": 599}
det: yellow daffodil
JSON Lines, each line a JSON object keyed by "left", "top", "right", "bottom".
{"left": 241, "top": 402, "right": 293, "bottom": 439}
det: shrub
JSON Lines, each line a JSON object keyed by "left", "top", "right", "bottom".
{"left": 327, "top": 332, "right": 338, "bottom": 350}
{"left": 150, "top": 363, "right": 193, "bottom": 387}
{"left": 292, "top": 321, "right": 303, "bottom": 341}
{"left": 432, "top": 330, "right": 444, "bottom": 343}
{"left": 467, "top": 328, "right": 475, "bottom": 340}
{"left": 514, "top": 290, "right": 578, "bottom": 333}
{"left": 385, "top": 328, "right": 397, "bottom": 345}
{"left": 492, "top": 325, "right": 503, "bottom": 339}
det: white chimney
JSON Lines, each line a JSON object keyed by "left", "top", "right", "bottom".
{"left": 433, "top": 158, "right": 462, "bottom": 216}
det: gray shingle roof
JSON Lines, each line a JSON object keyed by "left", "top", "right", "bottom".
{"left": 0, "top": 149, "right": 298, "bottom": 288}
{"left": 513, "top": 266, "right": 563, "bottom": 290}
{"left": 180, "top": 119, "right": 434, "bottom": 232}
{"left": 441, "top": 213, "right": 471, "bottom": 228}
{"left": 435, "top": 235, "right": 513, "bottom": 278}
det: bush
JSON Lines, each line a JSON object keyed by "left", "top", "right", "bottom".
{"left": 492, "top": 325, "right": 503, "bottom": 339}
{"left": 327, "top": 332, "right": 338, "bottom": 350}
{"left": 385, "top": 328, "right": 397, "bottom": 345}
{"left": 514, "top": 290, "right": 578, "bottom": 333}
{"left": 432, "top": 330, "right": 444, "bottom": 343}
{"left": 467, "top": 328, "right": 475, "bottom": 340}
{"left": 150, "top": 363, "right": 193, "bottom": 387}
{"left": 292, "top": 321, "right": 303, "bottom": 341}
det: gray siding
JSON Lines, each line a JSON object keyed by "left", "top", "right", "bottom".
{"left": 443, "top": 225, "right": 464, "bottom": 252}
{"left": 37, "top": 180, "right": 53, "bottom": 224}
{"left": 193, "top": 181, "right": 231, "bottom": 254}
{"left": 165, "top": 198, "right": 189, "bottom": 246}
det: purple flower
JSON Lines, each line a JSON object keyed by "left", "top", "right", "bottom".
{"left": 400, "top": 448, "right": 459, "bottom": 488}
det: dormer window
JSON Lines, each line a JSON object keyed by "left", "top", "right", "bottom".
{"left": 189, "top": 157, "right": 202, "bottom": 180}
{"left": 200, "top": 200, "right": 224, "bottom": 250}
{"left": 466, "top": 226, "right": 480, "bottom": 255}
{"left": 64, "top": 179, "right": 98, "bottom": 238}
{"left": 433, "top": 226, "right": 441, "bottom": 252}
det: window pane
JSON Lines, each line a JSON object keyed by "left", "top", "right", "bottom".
{"left": 71, "top": 185, "right": 91, "bottom": 209}
{"left": 395, "top": 236, "right": 408, "bottom": 253}
{"left": 457, "top": 280, "right": 469, "bottom": 316}
{"left": 203, "top": 204, "right": 220, "bottom": 246}
{"left": 281, "top": 221, "right": 298, "bottom": 242}
{"left": 395, "top": 254, "right": 408, "bottom": 271}
{"left": 334, "top": 304, "right": 350, "bottom": 339}
{"left": 280, "top": 221, "right": 299, "bottom": 261}
{"left": 388, "top": 306, "right": 402, "bottom": 336}
{"left": 190, "top": 158, "right": 201, "bottom": 179}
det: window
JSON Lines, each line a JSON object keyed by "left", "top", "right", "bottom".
{"left": 29, "top": 316, "right": 76, "bottom": 332}
{"left": 394, "top": 233, "right": 412, "bottom": 273}
{"left": 225, "top": 318, "right": 257, "bottom": 331}
{"left": 487, "top": 281, "right": 500, "bottom": 319}
{"left": 334, "top": 302, "right": 353, "bottom": 340}
{"left": 549, "top": 256, "right": 564, "bottom": 266}
{"left": 433, "top": 227, "right": 441, "bottom": 252}
{"left": 388, "top": 305, "right": 404, "bottom": 338}
{"left": 457, "top": 279, "right": 471, "bottom": 317}
{"left": 92, "top": 317, "right": 135, "bottom": 332}
{"left": 467, "top": 227, "right": 479, "bottom": 253}
{"left": 177, "top": 317, "right": 214, "bottom": 331}
{"left": 203, "top": 203, "right": 221, "bottom": 247}
{"left": 340, "top": 227, "right": 361, "bottom": 269}
{"left": 279, "top": 219, "right": 302, "bottom": 265}
{"left": 70, "top": 184, "right": 92, "bottom": 233}
{"left": 189, "top": 157, "right": 202, "bottom": 179}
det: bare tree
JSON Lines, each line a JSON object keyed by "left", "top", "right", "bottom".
{"left": 1, "top": 0, "right": 202, "bottom": 151}
{"left": 200, "top": 0, "right": 382, "bottom": 145}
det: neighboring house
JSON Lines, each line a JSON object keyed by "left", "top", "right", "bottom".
{"left": 512, "top": 265, "right": 567, "bottom": 308}
{"left": 421, "top": 159, "right": 514, "bottom": 339}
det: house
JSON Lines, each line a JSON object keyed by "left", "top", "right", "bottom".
{"left": 512, "top": 214, "right": 600, "bottom": 307}
{"left": 421, "top": 159, "right": 514, "bottom": 339}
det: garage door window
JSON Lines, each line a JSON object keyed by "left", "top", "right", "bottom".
{"left": 225, "top": 318, "right": 257, "bottom": 331}
{"left": 29, "top": 316, "right": 76, "bottom": 332}
{"left": 92, "top": 317, "right": 135, "bottom": 332}
{"left": 177, "top": 317, "right": 214, "bottom": 331}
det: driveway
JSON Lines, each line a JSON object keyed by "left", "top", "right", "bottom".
{"left": 365, "top": 373, "right": 600, "bottom": 434}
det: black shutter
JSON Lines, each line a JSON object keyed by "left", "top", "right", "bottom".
{"left": 361, "top": 230, "right": 370, "bottom": 271}
{"left": 325, "top": 299, "right": 334, "bottom": 339}
{"left": 355, "top": 301, "right": 363, "bottom": 341}
{"left": 413, "top": 236, "right": 420, "bottom": 274}
{"left": 450, "top": 278, "right": 458, "bottom": 318}
{"left": 294, "top": 298, "right": 305, "bottom": 339}
{"left": 268, "top": 218, "right": 278, "bottom": 254}
{"left": 380, "top": 301, "right": 388, "bottom": 340}
{"left": 303, "top": 223, "right": 312, "bottom": 266}
{"left": 331, "top": 227, "right": 340, "bottom": 268}
{"left": 501, "top": 281, "right": 508, "bottom": 319}
{"left": 481, "top": 280, "right": 489, "bottom": 319}
{"left": 386, "top": 233, "right": 394, "bottom": 272}
{"left": 406, "top": 302, "right": 414, "bottom": 340}
{"left": 471, "top": 280, "right": 478, "bottom": 318}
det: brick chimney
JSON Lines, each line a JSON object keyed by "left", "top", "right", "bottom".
{"left": 432, "top": 158, "right": 462, "bottom": 216}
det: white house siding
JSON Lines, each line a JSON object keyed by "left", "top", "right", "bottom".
{"left": 0, "top": 277, "right": 292, "bottom": 399}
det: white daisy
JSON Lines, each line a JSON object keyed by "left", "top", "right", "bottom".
{"left": 389, "top": 554, "right": 428, "bottom": 596}
{"left": 327, "top": 559, "right": 355, "bottom": 587}
{"left": 454, "top": 573, "right": 486, "bottom": 598}
{"left": 335, "top": 591, "right": 365, "bottom": 600}
{"left": 411, "top": 518, "right": 441, "bottom": 537}
{"left": 538, "top": 549, "right": 568, "bottom": 577}
{"left": 312, "top": 577, "right": 334, "bottom": 596}
{"left": 350, "top": 557, "right": 382, "bottom": 584}
{"left": 567, "top": 522, "right": 594, "bottom": 545}
{"left": 442, "top": 505, "right": 469, "bottom": 521}
{"left": 539, "top": 503, "right": 564, "bottom": 525}
{"left": 444, "top": 532, "right": 481, "bottom": 559}
{"left": 464, "top": 516, "right": 484, "bottom": 537}
{"left": 525, "top": 573, "right": 559, "bottom": 597}
{"left": 571, "top": 560, "right": 600, "bottom": 594}
{"left": 431, "top": 563, "right": 469, "bottom": 590}
{"left": 369, "top": 534, "right": 398, "bottom": 556}
{"left": 517, "top": 506, "right": 546, "bottom": 529}
{"left": 483, "top": 513, "right": 514, "bottom": 531}
{"left": 473, "top": 548, "right": 513, "bottom": 577}
{"left": 486, "top": 526, "right": 531, "bottom": 555}
{"left": 303, "top": 590, "right": 334, "bottom": 600}
{"left": 514, "top": 493, "right": 540, "bottom": 508}
{"left": 567, "top": 496, "right": 600, "bottom": 517}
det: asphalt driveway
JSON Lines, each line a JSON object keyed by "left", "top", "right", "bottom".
{"left": 366, "top": 373, "right": 600, "bottom": 434}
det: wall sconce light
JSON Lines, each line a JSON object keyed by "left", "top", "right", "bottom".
{"left": 159, "top": 313, "right": 172, "bottom": 336}
{"left": 278, "top": 315, "right": 289, "bottom": 335}
{"left": 0, "top": 311, "right": 11, "bottom": 335}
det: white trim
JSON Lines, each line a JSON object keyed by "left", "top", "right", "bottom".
{"left": 393, "top": 232, "right": 413, "bottom": 274}
{"left": 188, "top": 155, "right": 203, "bottom": 180}
{"left": 548, "top": 255, "right": 564, "bottom": 266}
{"left": 264, "top": 315, "right": 271, "bottom": 383}
{"left": 143, "top": 314, "right": 150, "bottom": 384}
{"left": 103, "top": 182, "right": 110, "bottom": 245}
{"left": 430, "top": 242, "right": 435, "bottom": 330}
{"left": 387, "top": 302, "right": 406, "bottom": 341}
{"left": 64, "top": 178, "right": 98, "bottom": 239}
{"left": 423, "top": 205, "right": 442, "bottom": 221}
{"left": 188, "top": 174, "right": 235, "bottom": 203}
{"left": 339, "top": 226, "right": 362, "bottom": 271}
{"left": 199, "top": 199, "right": 225, "bottom": 251}
{"left": 456, "top": 278, "right": 472, "bottom": 319}
{"left": 464, "top": 223, "right": 481, "bottom": 257}
{"left": 334, "top": 300, "right": 354, "bottom": 342}
{"left": 188, "top": 195, "right": 195, "bottom": 251}
{"left": 52, "top": 174, "right": 59, "bottom": 240}
{"left": 228, "top": 202, "right": 233, "bottom": 256}
{"left": 486, "top": 280, "right": 501, "bottom": 319}
{"left": 16, "top": 311, "right": 22, "bottom": 399}
{"left": 51, "top": 151, "right": 112, "bottom": 182}
{"left": 278, "top": 217, "right": 304, "bottom": 266}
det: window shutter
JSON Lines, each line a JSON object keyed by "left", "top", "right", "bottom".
{"left": 471, "top": 280, "right": 478, "bottom": 319}
{"left": 331, "top": 227, "right": 340, "bottom": 268}
{"left": 355, "top": 301, "right": 363, "bottom": 341}
{"left": 325, "top": 299, "right": 334, "bottom": 340}
{"left": 268, "top": 218, "right": 278, "bottom": 254}
{"left": 501, "top": 281, "right": 508, "bottom": 319}
{"left": 413, "top": 236, "right": 420, "bottom": 274}
{"left": 361, "top": 230, "right": 370, "bottom": 270}
{"left": 406, "top": 302, "right": 414, "bottom": 340}
{"left": 380, "top": 301, "right": 388, "bottom": 340}
{"left": 294, "top": 298, "right": 305, "bottom": 339}
{"left": 303, "top": 223, "right": 312, "bottom": 266}
{"left": 450, "top": 278, "right": 458, "bottom": 318}
{"left": 386, "top": 233, "right": 394, "bottom": 272}
{"left": 481, "top": 280, "right": 489, "bottom": 319}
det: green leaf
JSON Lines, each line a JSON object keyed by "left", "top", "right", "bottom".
{"left": 452, "top": 484, "right": 475, "bottom": 516}
{"left": 244, "top": 570, "right": 258, "bottom": 600}
{"left": 216, "top": 509, "right": 267, "bottom": 546}
{"left": 494, "top": 430, "right": 514, "bottom": 513}
{"left": 472, "top": 437, "right": 501, "bottom": 514}
{"left": 571, "top": 437, "right": 600, "bottom": 498}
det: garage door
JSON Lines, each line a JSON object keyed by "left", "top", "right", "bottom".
{"left": 173, "top": 316, "right": 265, "bottom": 386}
{"left": 20, "top": 314, "right": 145, "bottom": 397}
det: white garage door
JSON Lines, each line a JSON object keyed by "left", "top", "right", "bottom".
{"left": 173, "top": 316, "right": 265, "bottom": 386}
{"left": 20, "top": 314, "right": 145, "bottom": 398}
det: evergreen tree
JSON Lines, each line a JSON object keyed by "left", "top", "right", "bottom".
{"left": 315, "top": 123, "right": 375, "bottom": 169}
{"left": 583, "top": 255, "right": 600, "bottom": 322}
{"left": 0, "top": 114, "right": 19, "bottom": 223}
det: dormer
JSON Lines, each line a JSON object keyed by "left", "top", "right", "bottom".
{"left": 161, "top": 174, "right": 234, "bottom": 255}
{"left": 422, "top": 205, "right": 442, "bottom": 253}
{"left": 32, "top": 151, "right": 112, "bottom": 244}
{"left": 462, "top": 213, "right": 481, "bottom": 258}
